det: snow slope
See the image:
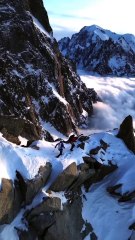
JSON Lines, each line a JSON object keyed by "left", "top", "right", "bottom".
{"left": 82, "top": 131, "right": 135, "bottom": 240}
{"left": 31, "top": 15, "right": 53, "bottom": 40}
{"left": 0, "top": 128, "right": 135, "bottom": 239}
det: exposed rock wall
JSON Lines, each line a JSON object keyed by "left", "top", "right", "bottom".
{"left": 0, "top": 179, "right": 15, "bottom": 225}
{"left": 117, "top": 115, "right": 135, "bottom": 153}
{"left": 0, "top": 0, "right": 98, "bottom": 139}
{"left": 0, "top": 163, "right": 52, "bottom": 224}
{"left": 0, "top": 115, "right": 41, "bottom": 143}
{"left": 28, "top": 0, "right": 53, "bottom": 33}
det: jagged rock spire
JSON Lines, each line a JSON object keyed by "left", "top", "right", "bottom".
{"left": 117, "top": 115, "right": 135, "bottom": 153}
{"left": 28, "top": 0, "right": 53, "bottom": 34}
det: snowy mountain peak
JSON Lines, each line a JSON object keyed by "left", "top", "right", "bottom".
{"left": 80, "top": 25, "right": 109, "bottom": 41}
{"left": 58, "top": 25, "right": 135, "bottom": 76}
{"left": 82, "top": 24, "right": 103, "bottom": 32}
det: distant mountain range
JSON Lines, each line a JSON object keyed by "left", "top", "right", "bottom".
{"left": 58, "top": 25, "right": 135, "bottom": 76}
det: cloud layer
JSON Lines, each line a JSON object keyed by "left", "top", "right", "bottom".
{"left": 79, "top": 71, "right": 135, "bottom": 132}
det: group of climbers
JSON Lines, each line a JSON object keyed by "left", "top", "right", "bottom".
{"left": 55, "top": 134, "right": 81, "bottom": 158}
{"left": 21, "top": 133, "right": 82, "bottom": 158}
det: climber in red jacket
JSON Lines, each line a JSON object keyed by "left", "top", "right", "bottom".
{"left": 67, "top": 134, "right": 78, "bottom": 151}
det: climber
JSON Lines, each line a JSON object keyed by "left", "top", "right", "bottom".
{"left": 55, "top": 141, "right": 65, "bottom": 158}
{"left": 67, "top": 134, "right": 78, "bottom": 151}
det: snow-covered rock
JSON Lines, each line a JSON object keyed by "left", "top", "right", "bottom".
{"left": 49, "top": 162, "right": 78, "bottom": 192}
{"left": 0, "top": 163, "right": 52, "bottom": 224}
{"left": 0, "top": 0, "right": 98, "bottom": 139}
{"left": 25, "top": 163, "right": 52, "bottom": 205}
{"left": 58, "top": 25, "right": 135, "bottom": 76}
{"left": 0, "top": 115, "right": 41, "bottom": 144}
{"left": 0, "top": 118, "right": 135, "bottom": 239}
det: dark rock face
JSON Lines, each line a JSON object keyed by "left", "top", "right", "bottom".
{"left": 28, "top": 212, "right": 55, "bottom": 236}
{"left": 0, "top": 0, "right": 98, "bottom": 138}
{"left": 107, "top": 184, "right": 135, "bottom": 202}
{"left": 17, "top": 227, "right": 37, "bottom": 240}
{"left": 49, "top": 162, "right": 78, "bottom": 192}
{"left": 58, "top": 25, "right": 135, "bottom": 76}
{"left": 82, "top": 156, "right": 117, "bottom": 191}
{"left": 28, "top": 0, "right": 52, "bottom": 33}
{"left": 107, "top": 184, "right": 122, "bottom": 196}
{"left": 26, "top": 197, "right": 61, "bottom": 221}
{"left": 69, "top": 167, "right": 95, "bottom": 191}
{"left": 0, "top": 163, "right": 52, "bottom": 225}
{"left": 117, "top": 115, "right": 135, "bottom": 153}
{"left": 0, "top": 178, "right": 26, "bottom": 225}
{"left": 0, "top": 179, "right": 14, "bottom": 224}
{"left": 25, "top": 195, "right": 86, "bottom": 240}
{"left": 15, "top": 163, "right": 52, "bottom": 206}
{"left": 0, "top": 115, "right": 41, "bottom": 143}
{"left": 44, "top": 196, "right": 84, "bottom": 240}
{"left": 25, "top": 163, "right": 52, "bottom": 204}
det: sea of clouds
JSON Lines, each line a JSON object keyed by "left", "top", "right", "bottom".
{"left": 79, "top": 71, "right": 135, "bottom": 132}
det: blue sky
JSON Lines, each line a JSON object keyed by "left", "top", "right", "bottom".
{"left": 44, "top": 0, "right": 135, "bottom": 40}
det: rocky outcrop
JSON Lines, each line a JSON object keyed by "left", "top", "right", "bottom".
{"left": 25, "top": 163, "right": 52, "bottom": 204}
{"left": 0, "top": 178, "right": 25, "bottom": 225}
{"left": 107, "top": 183, "right": 135, "bottom": 202}
{"left": 28, "top": 0, "right": 52, "bottom": 33}
{"left": 17, "top": 227, "right": 37, "bottom": 240}
{"left": 58, "top": 25, "right": 135, "bottom": 76}
{"left": 0, "top": 0, "right": 98, "bottom": 138}
{"left": 27, "top": 212, "right": 55, "bottom": 236}
{"left": 25, "top": 195, "right": 85, "bottom": 240}
{"left": 0, "top": 163, "right": 52, "bottom": 224}
{"left": 15, "top": 163, "right": 52, "bottom": 205}
{"left": 0, "top": 179, "right": 19, "bottom": 225}
{"left": 26, "top": 197, "right": 61, "bottom": 221}
{"left": 82, "top": 155, "right": 117, "bottom": 191}
{"left": 44, "top": 196, "right": 84, "bottom": 240}
{"left": 68, "top": 163, "right": 96, "bottom": 191}
{"left": 117, "top": 115, "right": 135, "bottom": 153}
{"left": 49, "top": 162, "right": 78, "bottom": 192}
{"left": 0, "top": 115, "right": 41, "bottom": 144}
{"left": 107, "top": 184, "right": 122, "bottom": 196}
{"left": 49, "top": 161, "right": 96, "bottom": 193}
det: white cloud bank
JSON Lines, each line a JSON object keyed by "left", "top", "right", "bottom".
{"left": 79, "top": 71, "right": 135, "bottom": 132}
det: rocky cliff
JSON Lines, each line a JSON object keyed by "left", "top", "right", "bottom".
{"left": 58, "top": 25, "right": 135, "bottom": 76}
{"left": 0, "top": 0, "right": 98, "bottom": 141}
